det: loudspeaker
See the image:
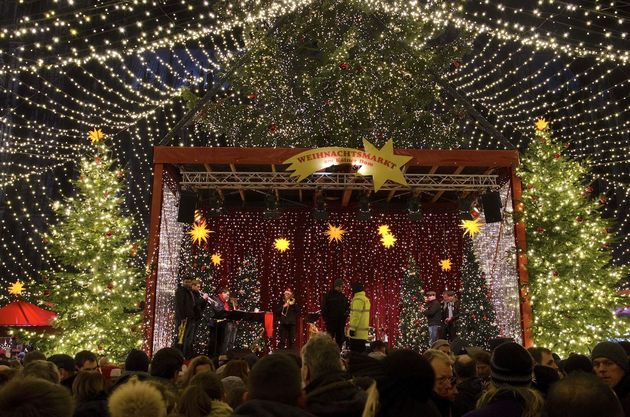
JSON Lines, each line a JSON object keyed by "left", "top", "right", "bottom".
{"left": 177, "top": 191, "right": 197, "bottom": 223}
{"left": 481, "top": 191, "right": 502, "bottom": 223}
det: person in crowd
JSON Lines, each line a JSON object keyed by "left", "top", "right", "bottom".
{"left": 376, "top": 349, "right": 440, "bottom": 417}
{"left": 74, "top": 350, "right": 99, "bottom": 372}
{"left": 562, "top": 353, "right": 593, "bottom": 375}
{"left": 222, "top": 375, "right": 247, "bottom": 409}
{"left": 22, "top": 359, "right": 61, "bottom": 383}
{"left": 466, "top": 348, "right": 491, "bottom": 380}
{"left": 222, "top": 359, "right": 249, "bottom": 384}
{"left": 425, "top": 291, "right": 442, "bottom": 346}
{"left": 178, "top": 371, "right": 233, "bottom": 417}
{"left": 301, "top": 333, "right": 366, "bottom": 417}
{"left": 348, "top": 282, "right": 371, "bottom": 353}
{"left": 276, "top": 288, "right": 299, "bottom": 350}
{"left": 321, "top": 278, "right": 349, "bottom": 349}
{"left": 441, "top": 290, "right": 459, "bottom": 341}
{"left": 463, "top": 342, "right": 543, "bottom": 417}
{"left": 179, "top": 355, "right": 216, "bottom": 389}
{"left": 124, "top": 349, "right": 150, "bottom": 375}
{"left": 0, "top": 377, "right": 73, "bottom": 417}
{"left": 49, "top": 354, "right": 77, "bottom": 391}
{"left": 23, "top": 350, "right": 47, "bottom": 366}
{"left": 424, "top": 349, "right": 456, "bottom": 417}
{"left": 532, "top": 364, "right": 560, "bottom": 398}
{"left": 0, "top": 366, "right": 18, "bottom": 387}
{"left": 452, "top": 354, "right": 483, "bottom": 417}
{"left": 544, "top": 372, "right": 623, "bottom": 417}
{"left": 431, "top": 339, "right": 453, "bottom": 357}
{"left": 232, "top": 353, "right": 317, "bottom": 417}
{"left": 528, "top": 346, "right": 560, "bottom": 372}
{"left": 72, "top": 371, "right": 109, "bottom": 417}
{"left": 368, "top": 340, "right": 387, "bottom": 360}
{"left": 108, "top": 376, "right": 167, "bottom": 417}
{"left": 149, "top": 347, "right": 184, "bottom": 392}
{"left": 591, "top": 341, "right": 630, "bottom": 415}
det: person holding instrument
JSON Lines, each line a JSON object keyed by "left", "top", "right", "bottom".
{"left": 276, "top": 288, "right": 298, "bottom": 350}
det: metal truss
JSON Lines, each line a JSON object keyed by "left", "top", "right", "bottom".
{"left": 180, "top": 171, "right": 499, "bottom": 192}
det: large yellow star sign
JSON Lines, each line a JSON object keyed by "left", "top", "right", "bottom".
{"left": 88, "top": 128, "right": 105, "bottom": 144}
{"left": 460, "top": 218, "right": 483, "bottom": 238}
{"left": 8, "top": 279, "right": 25, "bottom": 296}
{"left": 189, "top": 222, "right": 213, "bottom": 245}
{"left": 358, "top": 139, "right": 413, "bottom": 192}
{"left": 274, "top": 238, "right": 291, "bottom": 252}
{"left": 325, "top": 224, "right": 346, "bottom": 243}
{"left": 440, "top": 259, "right": 452, "bottom": 272}
{"left": 534, "top": 118, "right": 549, "bottom": 131}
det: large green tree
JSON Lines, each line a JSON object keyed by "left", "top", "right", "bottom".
{"left": 184, "top": 0, "right": 468, "bottom": 148}
{"left": 518, "top": 119, "right": 628, "bottom": 356}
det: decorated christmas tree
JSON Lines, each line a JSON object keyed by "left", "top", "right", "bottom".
{"left": 27, "top": 130, "right": 144, "bottom": 360}
{"left": 518, "top": 119, "right": 629, "bottom": 355}
{"left": 458, "top": 236, "right": 499, "bottom": 348}
{"left": 396, "top": 256, "right": 429, "bottom": 351}
{"left": 233, "top": 253, "right": 263, "bottom": 350}
{"left": 183, "top": 0, "right": 469, "bottom": 149}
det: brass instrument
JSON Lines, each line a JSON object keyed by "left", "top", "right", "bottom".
{"left": 287, "top": 297, "right": 295, "bottom": 306}
{"left": 177, "top": 319, "right": 187, "bottom": 344}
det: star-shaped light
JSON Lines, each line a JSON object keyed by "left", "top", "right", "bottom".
{"left": 534, "top": 117, "right": 549, "bottom": 131}
{"left": 358, "top": 139, "right": 413, "bottom": 192}
{"left": 325, "top": 224, "right": 346, "bottom": 243}
{"left": 460, "top": 218, "right": 483, "bottom": 238}
{"left": 440, "top": 259, "right": 452, "bottom": 272}
{"left": 188, "top": 222, "right": 213, "bottom": 245}
{"left": 8, "top": 280, "right": 25, "bottom": 296}
{"left": 211, "top": 253, "right": 222, "bottom": 266}
{"left": 377, "top": 224, "right": 391, "bottom": 236}
{"left": 88, "top": 128, "right": 105, "bottom": 144}
{"left": 381, "top": 233, "right": 397, "bottom": 248}
{"left": 274, "top": 238, "right": 291, "bottom": 252}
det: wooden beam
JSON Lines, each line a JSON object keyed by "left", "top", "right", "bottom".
{"left": 230, "top": 163, "right": 246, "bottom": 202}
{"left": 431, "top": 166, "right": 465, "bottom": 203}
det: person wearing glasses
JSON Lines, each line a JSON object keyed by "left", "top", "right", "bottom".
{"left": 423, "top": 349, "right": 456, "bottom": 417}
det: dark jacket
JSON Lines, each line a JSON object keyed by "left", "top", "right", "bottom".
{"left": 208, "top": 295, "right": 230, "bottom": 326}
{"left": 441, "top": 300, "right": 460, "bottom": 323}
{"left": 304, "top": 371, "right": 366, "bottom": 417}
{"left": 452, "top": 377, "right": 483, "bottom": 417}
{"left": 175, "top": 285, "right": 195, "bottom": 322}
{"left": 431, "top": 392, "right": 452, "bottom": 417}
{"left": 60, "top": 373, "right": 76, "bottom": 392}
{"left": 425, "top": 299, "right": 442, "bottom": 326}
{"left": 614, "top": 372, "right": 630, "bottom": 417}
{"left": 276, "top": 301, "right": 298, "bottom": 325}
{"left": 192, "top": 290, "right": 207, "bottom": 321}
{"left": 73, "top": 391, "right": 109, "bottom": 417}
{"left": 462, "top": 392, "right": 524, "bottom": 417}
{"left": 321, "top": 290, "right": 349, "bottom": 324}
{"left": 232, "top": 399, "right": 317, "bottom": 417}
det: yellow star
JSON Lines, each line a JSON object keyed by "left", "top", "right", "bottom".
{"left": 8, "top": 280, "right": 25, "bottom": 296}
{"left": 534, "top": 118, "right": 549, "bottom": 131}
{"left": 381, "top": 233, "right": 397, "bottom": 249}
{"left": 460, "top": 218, "right": 483, "bottom": 238}
{"left": 88, "top": 128, "right": 105, "bottom": 144}
{"left": 358, "top": 139, "right": 413, "bottom": 192}
{"left": 377, "top": 224, "right": 391, "bottom": 236}
{"left": 325, "top": 224, "right": 346, "bottom": 243}
{"left": 211, "top": 253, "right": 222, "bottom": 266}
{"left": 440, "top": 259, "right": 452, "bottom": 272}
{"left": 274, "top": 238, "right": 291, "bottom": 252}
{"left": 188, "top": 222, "right": 213, "bottom": 245}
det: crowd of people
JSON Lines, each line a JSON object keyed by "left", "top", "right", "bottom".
{"left": 1, "top": 332, "right": 630, "bottom": 417}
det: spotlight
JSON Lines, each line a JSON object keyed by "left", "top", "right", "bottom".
{"left": 407, "top": 195, "right": 422, "bottom": 221}
{"left": 357, "top": 195, "right": 371, "bottom": 221}
{"left": 458, "top": 198, "right": 473, "bottom": 220}
{"left": 206, "top": 190, "right": 224, "bottom": 217}
{"left": 264, "top": 194, "right": 281, "bottom": 220}
{"left": 312, "top": 193, "right": 329, "bottom": 221}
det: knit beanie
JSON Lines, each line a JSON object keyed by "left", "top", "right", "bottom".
{"left": 591, "top": 342, "right": 629, "bottom": 372}
{"left": 563, "top": 354, "right": 594, "bottom": 375}
{"left": 125, "top": 349, "right": 150, "bottom": 373}
{"left": 490, "top": 342, "right": 534, "bottom": 386}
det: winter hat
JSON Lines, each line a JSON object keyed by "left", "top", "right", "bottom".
{"left": 490, "top": 342, "right": 534, "bottom": 386}
{"left": 125, "top": 349, "right": 150, "bottom": 373}
{"left": 563, "top": 354, "right": 593, "bottom": 375}
{"left": 431, "top": 339, "right": 450, "bottom": 350}
{"left": 533, "top": 364, "right": 560, "bottom": 396}
{"left": 591, "top": 341, "right": 629, "bottom": 372}
{"left": 351, "top": 282, "right": 364, "bottom": 294}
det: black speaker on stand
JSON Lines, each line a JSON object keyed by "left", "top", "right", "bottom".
{"left": 177, "top": 191, "right": 197, "bottom": 223}
{"left": 481, "top": 191, "right": 502, "bottom": 223}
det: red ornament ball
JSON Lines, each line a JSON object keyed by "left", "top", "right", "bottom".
{"left": 116, "top": 170, "right": 124, "bottom": 178}
{"left": 247, "top": 92, "right": 258, "bottom": 101}
{"left": 451, "top": 59, "right": 461, "bottom": 69}
{"left": 107, "top": 282, "right": 114, "bottom": 290}
{"left": 105, "top": 230, "right": 113, "bottom": 237}
{"left": 586, "top": 186, "right": 593, "bottom": 193}
{"left": 553, "top": 153, "right": 561, "bottom": 160}
{"left": 536, "top": 227, "right": 545, "bottom": 234}
{"left": 268, "top": 122, "right": 278, "bottom": 133}
{"left": 552, "top": 271, "right": 559, "bottom": 277}
{"left": 95, "top": 156, "right": 102, "bottom": 164}
{"left": 576, "top": 215, "right": 583, "bottom": 223}
{"left": 43, "top": 290, "right": 50, "bottom": 297}
{"left": 339, "top": 63, "right": 350, "bottom": 70}
{"left": 599, "top": 195, "right": 608, "bottom": 204}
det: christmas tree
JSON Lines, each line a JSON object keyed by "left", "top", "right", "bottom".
{"left": 518, "top": 119, "right": 629, "bottom": 356}
{"left": 28, "top": 131, "right": 144, "bottom": 360}
{"left": 396, "top": 256, "right": 429, "bottom": 352}
{"left": 233, "top": 253, "right": 263, "bottom": 350}
{"left": 458, "top": 236, "right": 499, "bottom": 349}
{"left": 184, "top": 0, "right": 468, "bottom": 149}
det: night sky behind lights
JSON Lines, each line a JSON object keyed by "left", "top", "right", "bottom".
{"left": 1, "top": 0, "right": 630, "bottom": 303}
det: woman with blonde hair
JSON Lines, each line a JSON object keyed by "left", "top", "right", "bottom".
{"left": 178, "top": 355, "right": 216, "bottom": 389}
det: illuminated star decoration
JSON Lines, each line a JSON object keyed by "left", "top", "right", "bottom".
{"left": 88, "top": 128, "right": 105, "bottom": 144}
{"left": 325, "top": 224, "right": 346, "bottom": 243}
{"left": 211, "top": 253, "right": 222, "bottom": 266}
{"left": 460, "top": 218, "right": 483, "bottom": 238}
{"left": 381, "top": 233, "right": 397, "bottom": 249}
{"left": 188, "top": 221, "right": 213, "bottom": 245}
{"left": 358, "top": 139, "right": 413, "bottom": 192}
{"left": 534, "top": 117, "right": 549, "bottom": 131}
{"left": 274, "top": 238, "right": 291, "bottom": 252}
{"left": 440, "top": 259, "right": 452, "bottom": 272}
{"left": 8, "top": 280, "right": 25, "bottom": 296}
{"left": 377, "top": 224, "right": 391, "bottom": 236}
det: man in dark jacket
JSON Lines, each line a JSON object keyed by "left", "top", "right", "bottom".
{"left": 425, "top": 291, "right": 442, "bottom": 346}
{"left": 174, "top": 278, "right": 195, "bottom": 357}
{"left": 208, "top": 287, "right": 233, "bottom": 356}
{"left": 276, "top": 288, "right": 299, "bottom": 350}
{"left": 592, "top": 341, "right": 630, "bottom": 417}
{"left": 441, "top": 290, "right": 460, "bottom": 341}
{"left": 301, "top": 333, "right": 366, "bottom": 417}
{"left": 47, "top": 354, "right": 76, "bottom": 392}
{"left": 321, "top": 279, "right": 349, "bottom": 349}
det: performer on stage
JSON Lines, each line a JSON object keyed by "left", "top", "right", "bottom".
{"left": 424, "top": 291, "right": 442, "bottom": 345}
{"left": 175, "top": 278, "right": 208, "bottom": 359}
{"left": 441, "top": 290, "right": 460, "bottom": 341}
{"left": 321, "top": 278, "right": 349, "bottom": 349}
{"left": 276, "top": 288, "right": 298, "bottom": 350}
{"left": 208, "top": 288, "right": 237, "bottom": 356}
{"left": 348, "top": 282, "right": 371, "bottom": 353}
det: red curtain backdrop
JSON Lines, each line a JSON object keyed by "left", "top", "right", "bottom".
{"left": 199, "top": 205, "right": 463, "bottom": 346}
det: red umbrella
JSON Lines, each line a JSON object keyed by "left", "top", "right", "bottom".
{"left": 0, "top": 301, "right": 57, "bottom": 327}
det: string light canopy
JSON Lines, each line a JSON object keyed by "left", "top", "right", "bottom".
{"left": 1, "top": 0, "right": 629, "bottom": 303}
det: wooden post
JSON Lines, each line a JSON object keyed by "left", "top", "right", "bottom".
{"left": 144, "top": 163, "right": 165, "bottom": 356}
{"left": 510, "top": 167, "right": 533, "bottom": 347}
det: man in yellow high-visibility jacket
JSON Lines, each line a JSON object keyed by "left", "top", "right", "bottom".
{"left": 348, "top": 282, "right": 371, "bottom": 353}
